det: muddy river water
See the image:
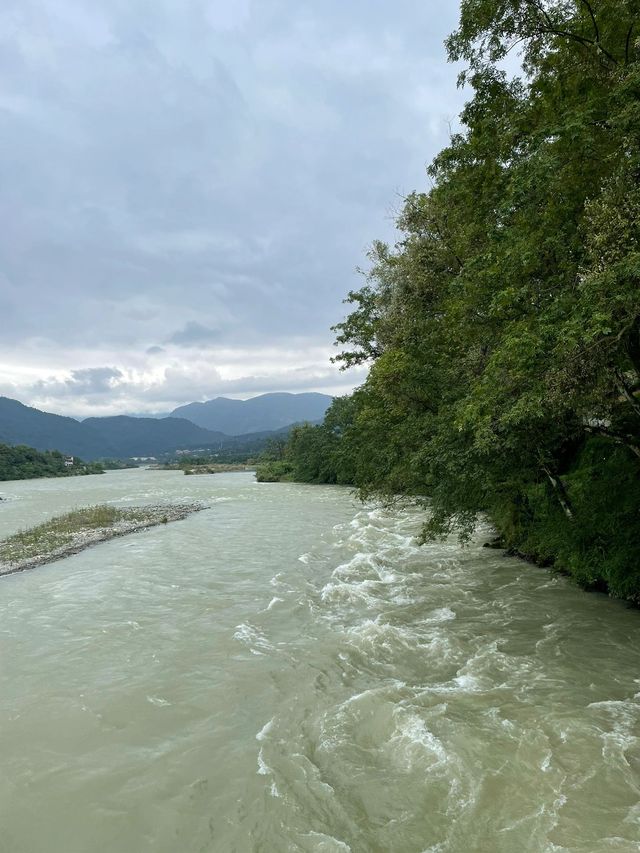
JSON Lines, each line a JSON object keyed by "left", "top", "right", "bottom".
{"left": 1, "top": 469, "right": 639, "bottom": 852}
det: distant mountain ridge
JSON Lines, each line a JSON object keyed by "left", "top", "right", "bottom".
{"left": 82, "top": 416, "right": 227, "bottom": 458}
{"left": 0, "top": 393, "right": 333, "bottom": 460}
{"left": 0, "top": 397, "right": 109, "bottom": 459}
{"left": 171, "top": 392, "right": 333, "bottom": 434}
{"left": 0, "top": 397, "right": 227, "bottom": 459}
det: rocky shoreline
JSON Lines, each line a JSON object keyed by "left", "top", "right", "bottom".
{"left": 0, "top": 503, "right": 206, "bottom": 577}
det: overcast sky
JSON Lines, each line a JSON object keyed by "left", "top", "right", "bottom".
{"left": 0, "top": 0, "right": 465, "bottom": 416}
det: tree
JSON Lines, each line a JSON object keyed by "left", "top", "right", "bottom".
{"left": 301, "top": 0, "right": 640, "bottom": 598}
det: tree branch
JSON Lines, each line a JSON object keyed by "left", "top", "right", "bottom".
{"left": 585, "top": 424, "right": 640, "bottom": 459}
{"left": 626, "top": 23, "right": 635, "bottom": 65}
{"left": 615, "top": 368, "right": 640, "bottom": 420}
{"left": 578, "top": 0, "right": 600, "bottom": 46}
{"left": 524, "top": 0, "right": 618, "bottom": 65}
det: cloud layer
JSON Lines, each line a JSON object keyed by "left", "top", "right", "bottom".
{"left": 0, "top": 0, "right": 464, "bottom": 416}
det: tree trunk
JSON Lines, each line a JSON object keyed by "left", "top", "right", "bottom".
{"left": 542, "top": 465, "right": 574, "bottom": 520}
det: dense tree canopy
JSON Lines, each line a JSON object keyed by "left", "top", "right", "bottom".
{"left": 258, "top": 0, "right": 640, "bottom": 600}
{"left": 0, "top": 444, "right": 103, "bottom": 482}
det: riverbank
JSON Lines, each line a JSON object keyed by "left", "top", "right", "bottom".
{"left": 154, "top": 463, "right": 254, "bottom": 474}
{"left": 0, "top": 502, "right": 206, "bottom": 576}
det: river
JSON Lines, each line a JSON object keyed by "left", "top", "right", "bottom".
{"left": 0, "top": 469, "right": 639, "bottom": 852}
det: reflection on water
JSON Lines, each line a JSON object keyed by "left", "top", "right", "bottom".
{"left": 1, "top": 469, "right": 639, "bottom": 852}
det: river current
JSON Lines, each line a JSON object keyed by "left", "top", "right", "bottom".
{"left": 0, "top": 469, "right": 639, "bottom": 852}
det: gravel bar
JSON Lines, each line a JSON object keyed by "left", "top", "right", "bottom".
{"left": 0, "top": 502, "right": 207, "bottom": 577}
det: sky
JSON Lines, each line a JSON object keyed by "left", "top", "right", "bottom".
{"left": 0, "top": 0, "right": 465, "bottom": 417}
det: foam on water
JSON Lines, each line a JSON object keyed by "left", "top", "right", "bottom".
{"left": 387, "top": 709, "right": 449, "bottom": 771}
{"left": 298, "top": 831, "right": 352, "bottom": 852}
{"left": 232, "top": 622, "right": 275, "bottom": 655}
{"left": 257, "top": 747, "right": 272, "bottom": 776}
{"left": 256, "top": 717, "right": 275, "bottom": 741}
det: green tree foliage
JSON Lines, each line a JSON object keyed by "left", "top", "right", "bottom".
{"left": 255, "top": 398, "right": 360, "bottom": 485}
{"left": 255, "top": 435, "right": 294, "bottom": 482}
{"left": 275, "top": 0, "right": 640, "bottom": 600}
{"left": 0, "top": 444, "right": 104, "bottom": 482}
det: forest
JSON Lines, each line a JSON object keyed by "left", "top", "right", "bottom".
{"left": 0, "top": 444, "right": 104, "bottom": 482}
{"left": 257, "top": 0, "right": 640, "bottom": 602}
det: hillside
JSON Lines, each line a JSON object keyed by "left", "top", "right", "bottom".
{"left": 0, "top": 396, "right": 306, "bottom": 460}
{"left": 0, "top": 397, "right": 227, "bottom": 459}
{"left": 171, "top": 392, "right": 332, "bottom": 434}
{"left": 0, "top": 397, "right": 110, "bottom": 459}
{"left": 82, "top": 416, "right": 226, "bottom": 458}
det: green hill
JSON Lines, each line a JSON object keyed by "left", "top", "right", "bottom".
{"left": 0, "top": 397, "right": 226, "bottom": 460}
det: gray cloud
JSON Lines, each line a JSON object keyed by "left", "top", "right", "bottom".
{"left": 168, "top": 321, "right": 220, "bottom": 348}
{"left": 66, "top": 366, "right": 124, "bottom": 393}
{"left": 6, "top": 355, "right": 367, "bottom": 417}
{"left": 32, "top": 366, "right": 124, "bottom": 397}
{"left": 0, "top": 0, "right": 464, "bottom": 413}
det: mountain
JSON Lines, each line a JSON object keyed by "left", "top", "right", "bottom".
{"left": 0, "top": 394, "right": 333, "bottom": 460}
{"left": 170, "top": 392, "right": 333, "bottom": 434}
{"left": 0, "top": 397, "right": 226, "bottom": 460}
{"left": 82, "top": 416, "right": 226, "bottom": 458}
{"left": 0, "top": 397, "right": 110, "bottom": 459}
